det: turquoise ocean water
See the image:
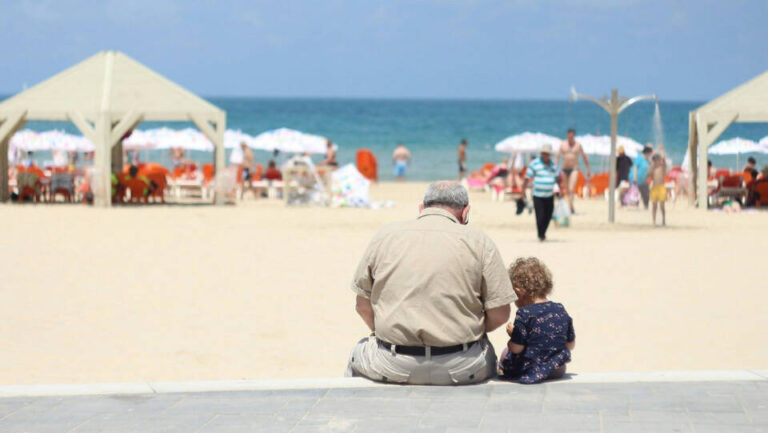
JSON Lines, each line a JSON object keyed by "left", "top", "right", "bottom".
{"left": 15, "top": 98, "right": 768, "bottom": 181}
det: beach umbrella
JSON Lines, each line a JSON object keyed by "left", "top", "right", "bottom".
{"left": 709, "top": 137, "right": 761, "bottom": 170}
{"left": 39, "top": 130, "right": 93, "bottom": 152}
{"left": 576, "top": 134, "right": 643, "bottom": 157}
{"left": 760, "top": 135, "right": 768, "bottom": 153}
{"left": 122, "top": 129, "right": 157, "bottom": 150}
{"left": 10, "top": 129, "right": 93, "bottom": 152}
{"left": 251, "top": 128, "right": 332, "bottom": 154}
{"left": 708, "top": 137, "right": 760, "bottom": 155}
{"left": 123, "top": 127, "right": 214, "bottom": 151}
{"left": 224, "top": 129, "right": 257, "bottom": 149}
{"left": 494, "top": 132, "right": 560, "bottom": 153}
{"left": 10, "top": 130, "right": 45, "bottom": 151}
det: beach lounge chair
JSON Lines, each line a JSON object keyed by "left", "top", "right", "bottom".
{"left": 754, "top": 181, "right": 768, "bottom": 207}
{"left": 50, "top": 172, "right": 74, "bottom": 202}
{"left": 125, "top": 178, "right": 149, "bottom": 203}
{"left": 17, "top": 172, "right": 41, "bottom": 203}
{"left": 144, "top": 172, "right": 167, "bottom": 203}
{"left": 588, "top": 172, "right": 610, "bottom": 198}
{"left": 711, "top": 174, "right": 746, "bottom": 206}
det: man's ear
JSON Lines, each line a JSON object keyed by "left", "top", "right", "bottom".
{"left": 461, "top": 205, "right": 470, "bottom": 223}
{"left": 419, "top": 203, "right": 424, "bottom": 213}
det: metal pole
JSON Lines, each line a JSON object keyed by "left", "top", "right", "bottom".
{"left": 570, "top": 87, "right": 657, "bottom": 223}
{"left": 607, "top": 90, "right": 619, "bottom": 223}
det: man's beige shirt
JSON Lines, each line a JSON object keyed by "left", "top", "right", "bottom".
{"left": 351, "top": 207, "right": 516, "bottom": 346}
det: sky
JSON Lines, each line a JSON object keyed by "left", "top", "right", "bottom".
{"left": 0, "top": 0, "right": 766, "bottom": 100}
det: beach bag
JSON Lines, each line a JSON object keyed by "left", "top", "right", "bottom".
{"left": 623, "top": 185, "right": 640, "bottom": 206}
{"left": 553, "top": 199, "right": 571, "bottom": 227}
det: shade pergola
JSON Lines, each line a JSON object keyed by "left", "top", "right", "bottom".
{"left": 0, "top": 50, "right": 226, "bottom": 206}
{"left": 688, "top": 70, "right": 768, "bottom": 209}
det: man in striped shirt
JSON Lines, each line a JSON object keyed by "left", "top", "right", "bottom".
{"left": 523, "top": 144, "right": 559, "bottom": 241}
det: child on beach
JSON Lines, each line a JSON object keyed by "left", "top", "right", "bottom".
{"left": 499, "top": 257, "right": 574, "bottom": 384}
{"left": 650, "top": 148, "right": 667, "bottom": 226}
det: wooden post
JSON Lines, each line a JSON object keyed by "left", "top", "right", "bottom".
{"left": 191, "top": 112, "right": 227, "bottom": 205}
{"left": 0, "top": 112, "right": 27, "bottom": 202}
{"left": 688, "top": 112, "right": 697, "bottom": 206}
{"left": 93, "top": 113, "right": 113, "bottom": 207}
{"left": 694, "top": 113, "right": 735, "bottom": 210}
{"left": 607, "top": 89, "right": 619, "bottom": 223}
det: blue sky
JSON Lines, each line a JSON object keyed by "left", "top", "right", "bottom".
{"left": 1, "top": 0, "right": 766, "bottom": 100}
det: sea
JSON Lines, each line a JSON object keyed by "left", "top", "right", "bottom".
{"left": 14, "top": 98, "right": 768, "bottom": 181}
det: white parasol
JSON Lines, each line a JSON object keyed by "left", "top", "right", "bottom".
{"left": 759, "top": 135, "right": 768, "bottom": 153}
{"left": 251, "top": 128, "right": 333, "bottom": 154}
{"left": 575, "top": 134, "right": 643, "bottom": 157}
{"left": 709, "top": 137, "right": 761, "bottom": 170}
{"left": 494, "top": 132, "right": 561, "bottom": 153}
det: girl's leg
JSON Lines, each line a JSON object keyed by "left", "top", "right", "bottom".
{"left": 547, "top": 365, "right": 567, "bottom": 380}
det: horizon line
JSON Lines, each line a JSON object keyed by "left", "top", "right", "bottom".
{"left": 0, "top": 93, "right": 705, "bottom": 105}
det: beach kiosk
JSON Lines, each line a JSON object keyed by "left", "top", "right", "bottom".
{"left": 0, "top": 50, "right": 227, "bottom": 206}
{"left": 688, "top": 70, "right": 768, "bottom": 209}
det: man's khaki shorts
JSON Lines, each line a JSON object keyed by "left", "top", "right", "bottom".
{"left": 345, "top": 335, "right": 497, "bottom": 385}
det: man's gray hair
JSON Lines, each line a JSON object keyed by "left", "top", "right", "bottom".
{"left": 423, "top": 181, "right": 469, "bottom": 211}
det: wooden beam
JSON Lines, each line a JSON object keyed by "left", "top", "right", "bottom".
{"left": 109, "top": 110, "right": 142, "bottom": 145}
{"left": 190, "top": 113, "right": 217, "bottom": 142}
{"left": 68, "top": 110, "right": 96, "bottom": 143}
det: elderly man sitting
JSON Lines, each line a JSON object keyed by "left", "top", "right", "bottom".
{"left": 346, "top": 181, "right": 516, "bottom": 385}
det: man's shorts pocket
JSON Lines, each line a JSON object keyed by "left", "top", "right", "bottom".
{"left": 447, "top": 346, "right": 492, "bottom": 384}
{"left": 375, "top": 353, "right": 411, "bottom": 384}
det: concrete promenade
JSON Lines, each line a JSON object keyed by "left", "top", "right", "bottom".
{"left": 0, "top": 372, "right": 766, "bottom": 432}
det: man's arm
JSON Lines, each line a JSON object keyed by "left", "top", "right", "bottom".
{"left": 355, "top": 295, "right": 375, "bottom": 331}
{"left": 485, "top": 304, "right": 511, "bottom": 332}
{"left": 580, "top": 145, "right": 591, "bottom": 176}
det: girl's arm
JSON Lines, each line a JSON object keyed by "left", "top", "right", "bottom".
{"left": 566, "top": 340, "right": 575, "bottom": 351}
{"left": 508, "top": 340, "right": 526, "bottom": 354}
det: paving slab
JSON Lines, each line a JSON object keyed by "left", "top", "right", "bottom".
{"left": 0, "top": 378, "right": 767, "bottom": 432}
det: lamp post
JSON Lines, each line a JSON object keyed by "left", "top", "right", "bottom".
{"left": 569, "top": 87, "right": 657, "bottom": 223}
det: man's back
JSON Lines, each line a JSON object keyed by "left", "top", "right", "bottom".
{"left": 352, "top": 207, "right": 512, "bottom": 347}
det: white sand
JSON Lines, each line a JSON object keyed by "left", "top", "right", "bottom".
{"left": 1, "top": 183, "right": 766, "bottom": 385}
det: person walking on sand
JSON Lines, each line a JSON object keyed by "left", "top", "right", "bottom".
{"left": 650, "top": 145, "right": 667, "bottom": 226}
{"left": 392, "top": 143, "right": 411, "bottom": 181}
{"left": 555, "top": 129, "right": 591, "bottom": 214}
{"left": 346, "top": 181, "right": 515, "bottom": 385}
{"left": 632, "top": 145, "right": 653, "bottom": 209}
{"left": 616, "top": 146, "right": 633, "bottom": 207}
{"left": 457, "top": 139, "right": 468, "bottom": 181}
{"left": 523, "top": 144, "right": 559, "bottom": 242}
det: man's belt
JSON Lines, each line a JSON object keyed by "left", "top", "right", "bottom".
{"left": 377, "top": 338, "right": 479, "bottom": 356}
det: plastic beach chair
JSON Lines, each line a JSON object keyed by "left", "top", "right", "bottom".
{"left": 125, "top": 178, "right": 149, "bottom": 203}
{"left": 50, "top": 173, "right": 74, "bottom": 202}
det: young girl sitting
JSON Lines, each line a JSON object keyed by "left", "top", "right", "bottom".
{"left": 499, "top": 257, "right": 575, "bottom": 384}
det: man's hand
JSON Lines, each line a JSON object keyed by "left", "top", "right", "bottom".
{"left": 506, "top": 322, "right": 514, "bottom": 336}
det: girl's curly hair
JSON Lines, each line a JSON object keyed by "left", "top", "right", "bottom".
{"left": 508, "top": 257, "right": 553, "bottom": 299}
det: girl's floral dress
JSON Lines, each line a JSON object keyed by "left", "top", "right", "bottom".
{"left": 500, "top": 301, "right": 575, "bottom": 384}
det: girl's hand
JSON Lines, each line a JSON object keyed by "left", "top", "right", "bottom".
{"left": 506, "top": 322, "right": 515, "bottom": 336}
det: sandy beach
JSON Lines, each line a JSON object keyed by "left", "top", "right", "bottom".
{"left": 1, "top": 182, "right": 767, "bottom": 386}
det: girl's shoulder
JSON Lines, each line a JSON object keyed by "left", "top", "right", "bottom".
{"left": 520, "top": 301, "right": 570, "bottom": 317}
